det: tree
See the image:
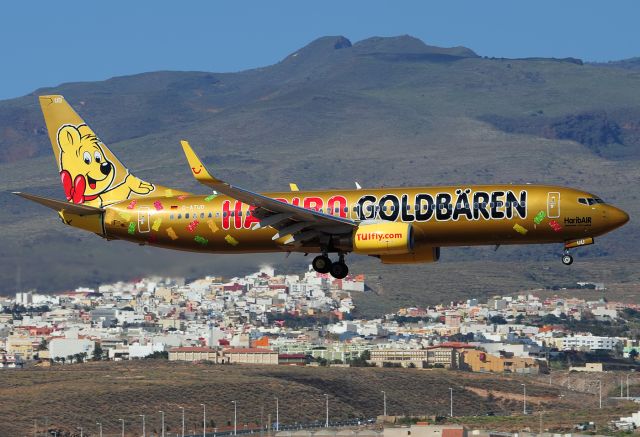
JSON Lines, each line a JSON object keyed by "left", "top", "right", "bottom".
{"left": 67, "top": 355, "right": 74, "bottom": 364}
{"left": 37, "top": 338, "right": 48, "bottom": 351}
{"left": 629, "top": 349, "right": 639, "bottom": 361}
{"left": 93, "top": 344, "right": 104, "bottom": 361}
{"left": 489, "top": 315, "right": 507, "bottom": 325}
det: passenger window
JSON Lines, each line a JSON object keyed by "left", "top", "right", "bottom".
{"left": 200, "top": 213, "right": 205, "bottom": 219}
{"left": 216, "top": 212, "right": 220, "bottom": 218}
{"left": 223, "top": 212, "right": 228, "bottom": 218}
{"left": 185, "top": 213, "right": 189, "bottom": 219}
{"left": 343, "top": 207, "right": 348, "bottom": 213}
{"left": 238, "top": 211, "right": 243, "bottom": 217}
{"left": 335, "top": 208, "right": 339, "bottom": 213}
{"left": 367, "top": 205, "right": 373, "bottom": 212}
{"left": 170, "top": 214, "right": 174, "bottom": 220}
{"left": 208, "top": 212, "right": 212, "bottom": 218}
{"left": 178, "top": 214, "right": 182, "bottom": 219}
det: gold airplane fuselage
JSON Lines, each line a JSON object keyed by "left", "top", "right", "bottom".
{"left": 95, "top": 184, "right": 629, "bottom": 254}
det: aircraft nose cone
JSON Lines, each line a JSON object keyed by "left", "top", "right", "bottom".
{"left": 607, "top": 206, "right": 629, "bottom": 229}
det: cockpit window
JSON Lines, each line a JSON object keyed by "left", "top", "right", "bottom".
{"left": 579, "top": 197, "right": 605, "bottom": 205}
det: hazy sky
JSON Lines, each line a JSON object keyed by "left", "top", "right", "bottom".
{"left": 2, "top": 0, "right": 638, "bottom": 100}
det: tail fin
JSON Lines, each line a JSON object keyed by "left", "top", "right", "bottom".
{"left": 39, "top": 95, "right": 186, "bottom": 207}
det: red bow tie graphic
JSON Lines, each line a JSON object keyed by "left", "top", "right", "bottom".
{"left": 60, "top": 170, "right": 98, "bottom": 204}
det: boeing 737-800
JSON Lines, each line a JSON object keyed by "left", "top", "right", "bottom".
{"left": 15, "top": 96, "right": 630, "bottom": 279}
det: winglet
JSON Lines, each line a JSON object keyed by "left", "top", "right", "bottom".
{"left": 180, "top": 140, "right": 222, "bottom": 188}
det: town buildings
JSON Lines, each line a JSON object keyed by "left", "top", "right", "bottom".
{"left": 0, "top": 267, "right": 637, "bottom": 375}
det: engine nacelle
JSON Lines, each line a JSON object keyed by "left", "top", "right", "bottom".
{"left": 352, "top": 221, "right": 414, "bottom": 255}
{"left": 380, "top": 244, "right": 440, "bottom": 264}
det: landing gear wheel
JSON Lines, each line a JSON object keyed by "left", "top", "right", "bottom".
{"left": 312, "top": 255, "right": 332, "bottom": 274}
{"left": 329, "top": 262, "right": 349, "bottom": 279}
{"left": 562, "top": 254, "right": 573, "bottom": 266}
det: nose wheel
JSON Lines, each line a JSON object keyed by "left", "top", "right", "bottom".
{"left": 311, "top": 254, "right": 349, "bottom": 279}
{"left": 561, "top": 250, "right": 573, "bottom": 266}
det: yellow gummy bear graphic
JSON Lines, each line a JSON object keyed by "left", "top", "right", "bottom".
{"left": 207, "top": 220, "right": 219, "bottom": 233}
{"left": 152, "top": 218, "right": 162, "bottom": 232}
{"left": 225, "top": 234, "right": 239, "bottom": 246}
{"left": 513, "top": 223, "right": 528, "bottom": 235}
{"left": 166, "top": 227, "right": 178, "bottom": 240}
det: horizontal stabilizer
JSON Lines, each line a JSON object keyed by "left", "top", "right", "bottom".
{"left": 13, "top": 192, "right": 104, "bottom": 216}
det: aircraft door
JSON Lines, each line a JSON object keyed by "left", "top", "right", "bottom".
{"left": 138, "top": 207, "right": 150, "bottom": 233}
{"left": 547, "top": 192, "right": 560, "bottom": 218}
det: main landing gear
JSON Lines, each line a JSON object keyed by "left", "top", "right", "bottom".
{"left": 312, "top": 253, "right": 349, "bottom": 279}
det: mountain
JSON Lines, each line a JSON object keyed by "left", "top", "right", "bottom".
{"left": 1, "top": 35, "right": 639, "bottom": 312}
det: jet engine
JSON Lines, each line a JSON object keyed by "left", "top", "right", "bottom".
{"left": 380, "top": 244, "right": 440, "bottom": 264}
{"left": 351, "top": 221, "right": 414, "bottom": 255}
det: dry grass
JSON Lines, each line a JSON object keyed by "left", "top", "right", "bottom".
{"left": 1, "top": 361, "right": 637, "bottom": 436}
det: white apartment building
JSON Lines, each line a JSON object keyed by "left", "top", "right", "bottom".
{"left": 560, "top": 335, "right": 620, "bottom": 351}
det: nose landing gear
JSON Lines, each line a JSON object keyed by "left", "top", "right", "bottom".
{"left": 311, "top": 253, "right": 349, "bottom": 279}
{"left": 561, "top": 250, "right": 574, "bottom": 266}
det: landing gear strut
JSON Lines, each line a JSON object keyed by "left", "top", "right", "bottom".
{"left": 311, "top": 253, "right": 349, "bottom": 279}
{"left": 561, "top": 250, "right": 573, "bottom": 266}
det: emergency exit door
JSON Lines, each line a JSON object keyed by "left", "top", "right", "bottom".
{"left": 547, "top": 192, "right": 560, "bottom": 218}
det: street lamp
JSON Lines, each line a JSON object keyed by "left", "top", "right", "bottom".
{"left": 521, "top": 384, "right": 527, "bottom": 415}
{"left": 140, "top": 414, "right": 146, "bottom": 437}
{"left": 324, "top": 394, "right": 329, "bottom": 428}
{"left": 160, "top": 411, "right": 165, "bottom": 437}
{"left": 179, "top": 406, "right": 185, "bottom": 437}
{"left": 200, "top": 404, "right": 206, "bottom": 437}
{"left": 119, "top": 419, "right": 125, "bottom": 437}
{"left": 77, "top": 426, "right": 83, "bottom": 437}
{"left": 381, "top": 391, "right": 387, "bottom": 417}
{"left": 232, "top": 400, "right": 238, "bottom": 436}
{"left": 274, "top": 397, "right": 280, "bottom": 432}
{"left": 627, "top": 370, "right": 635, "bottom": 399}
{"left": 96, "top": 422, "right": 102, "bottom": 437}
{"left": 598, "top": 379, "right": 602, "bottom": 409}
{"left": 449, "top": 388, "right": 453, "bottom": 417}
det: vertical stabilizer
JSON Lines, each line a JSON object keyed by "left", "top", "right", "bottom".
{"left": 39, "top": 95, "right": 185, "bottom": 207}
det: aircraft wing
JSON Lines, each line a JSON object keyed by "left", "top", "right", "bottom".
{"left": 180, "top": 140, "right": 356, "bottom": 246}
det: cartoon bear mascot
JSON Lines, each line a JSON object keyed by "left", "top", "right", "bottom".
{"left": 57, "top": 124, "right": 154, "bottom": 207}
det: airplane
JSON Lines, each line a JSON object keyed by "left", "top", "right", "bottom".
{"left": 14, "top": 95, "right": 630, "bottom": 279}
